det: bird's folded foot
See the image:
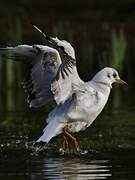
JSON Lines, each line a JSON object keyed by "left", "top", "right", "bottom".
{"left": 32, "top": 141, "right": 47, "bottom": 153}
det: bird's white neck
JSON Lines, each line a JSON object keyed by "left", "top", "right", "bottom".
{"left": 88, "top": 80, "right": 111, "bottom": 96}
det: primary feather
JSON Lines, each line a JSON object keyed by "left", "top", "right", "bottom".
{"left": 0, "top": 45, "right": 61, "bottom": 107}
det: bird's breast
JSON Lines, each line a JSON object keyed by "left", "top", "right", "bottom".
{"left": 67, "top": 91, "right": 108, "bottom": 124}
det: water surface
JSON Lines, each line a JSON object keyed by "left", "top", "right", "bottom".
{"left": 0, "top": 151, "right": 135, "bottom": 180}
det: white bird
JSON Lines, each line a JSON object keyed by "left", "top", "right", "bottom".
{"left": 0, "top": 26, "right": 126, "bottom": 151}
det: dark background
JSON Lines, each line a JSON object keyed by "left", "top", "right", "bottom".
{"left": 0, "top": 0, "right": 135, "bottom": 150}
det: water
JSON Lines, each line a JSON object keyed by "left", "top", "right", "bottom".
{"left": 0, "top": 151, "right": 135, "bottom": 180}
{"left": 0, "top": 110, "right": 135, "bottom": 180}
{"left": 0, "top": 1, "right": 135, "bottom": 179}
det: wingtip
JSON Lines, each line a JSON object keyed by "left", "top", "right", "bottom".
{"left": 33, "top": 24, "right": 48, "bottom": 40}
{"left": 0, "top": 47, "right": 13, "bottom": 54}
{"left": 33, "top": 24, "right": 42, "bottom": 33}
{"left": 33, "top": 24, "right": 37, "bottom": 29}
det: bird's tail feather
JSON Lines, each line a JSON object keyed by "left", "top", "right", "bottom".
{"left": 36, "top": 119, "right": 65, "bottom": 143}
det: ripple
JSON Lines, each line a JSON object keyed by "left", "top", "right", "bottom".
{"left": 27, "top": 158, "right": 112, "bottom": 180}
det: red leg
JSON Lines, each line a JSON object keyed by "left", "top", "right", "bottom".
{"left": 64, "top": 130, "right": 80, "bottom": 149}
{"left": 62, "top": 134, "right": 69, "bottom": 149}
{"left": 63, "top": 125, "right": 80, "bottom": 150}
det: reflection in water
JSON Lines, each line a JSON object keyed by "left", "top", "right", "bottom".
{"left": 30, "top": 158, "right": 111, "bottom": 180}
{"left": 1, "top": 151, "right": 135, "bottom": 180}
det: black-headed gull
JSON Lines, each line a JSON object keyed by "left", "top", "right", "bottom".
{"left": 0, "top": 26, "right": 126, "bottom": 151}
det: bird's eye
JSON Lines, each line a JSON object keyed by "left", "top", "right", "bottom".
{"left": 107, "top": 74, "right": 110, "bottom": 78}
{"left": 113, "top": 73, "right": 117, "bottom": 78}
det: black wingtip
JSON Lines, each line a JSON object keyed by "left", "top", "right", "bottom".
{"left": 32, "top": 24, "right": 53, "bottom": 43}
{"left": 33, "top": 25, "right": 42, "bottom": 34}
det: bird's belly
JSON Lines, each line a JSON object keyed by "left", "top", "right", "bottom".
{"left": 68, "top": 121, "right": 88, "bottom": 133}
{"left": 66, "top": 92, "right": 108, "bottom": 131}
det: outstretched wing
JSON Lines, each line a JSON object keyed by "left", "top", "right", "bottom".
{"left": 48, "top": 37, "right": 84, "bottom": 104}
{"left": 33, "top": 25, "right": 84, "bottom": 104}
{"left": 0, "top": 45, "right": 61, "bottom": 107}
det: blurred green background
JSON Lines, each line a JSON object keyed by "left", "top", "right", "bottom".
{"left": 0, "top": 0, "right": 135, "bottom": 151}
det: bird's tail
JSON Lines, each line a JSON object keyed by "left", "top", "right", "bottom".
{"left": 36, "top": 119, "right": 65, "bottom": 143}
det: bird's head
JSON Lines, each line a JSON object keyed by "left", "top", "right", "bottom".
{"left": 92, "top": 67, "right": 127, "bottom": 87}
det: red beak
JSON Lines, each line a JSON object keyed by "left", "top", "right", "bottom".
{"left": 115, "top": 79, "right": 127, "bottom": 85}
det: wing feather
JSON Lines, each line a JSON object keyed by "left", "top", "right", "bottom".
{"left": 0, "top": 45, "right": 61, "bottom": 107}
{"left": 33, "top": 25, "right": 84, "bottom": 105}
{"left": 49, "top": 38, "right": 83, "bottom": 104}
